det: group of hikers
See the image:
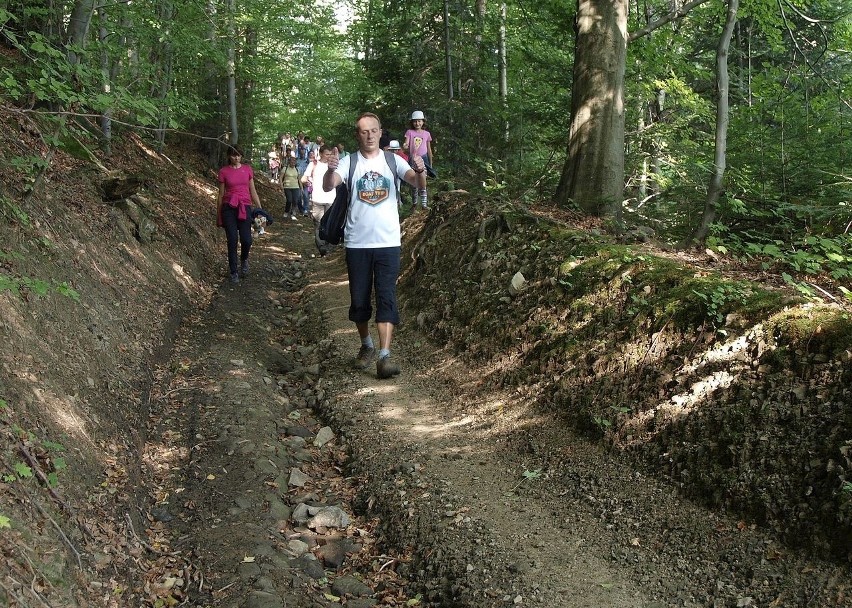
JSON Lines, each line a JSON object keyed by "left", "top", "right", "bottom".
{"left": 265, "top": 111, "right": 435, "bottom": 221}
{"left": 216, "top": 110, "right": 434, "bottom": 380}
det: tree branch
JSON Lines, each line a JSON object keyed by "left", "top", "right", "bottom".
{"left": 629, "top": 0, "right": 712, "bottom": 42}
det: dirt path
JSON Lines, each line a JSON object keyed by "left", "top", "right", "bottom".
{"left": 150, "top": 217, "right": 851, "bottom": 608}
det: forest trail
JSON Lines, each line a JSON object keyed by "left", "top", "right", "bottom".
{"left": 149, "top": 211, "right": 852, "bottom": 608}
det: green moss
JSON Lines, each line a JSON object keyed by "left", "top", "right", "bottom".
{"left": 765, "top": 307, "right": 852, "bottom": 354}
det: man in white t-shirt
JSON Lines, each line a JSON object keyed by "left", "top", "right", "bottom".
{"left": 302, "top": 144, "right": 337, "bottom": 225}
{"left": 322, "top": 112, "right": 426, "bottom": 379}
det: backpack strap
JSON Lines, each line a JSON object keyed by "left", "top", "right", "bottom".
{"left": 383, "top": 150, "right": 401, "bottom": 195}
{"left": 347, "top": 154, "right": 358, "bottom": 197}
{"left": 344, "top": 155, "right": 358, "bottom": 224}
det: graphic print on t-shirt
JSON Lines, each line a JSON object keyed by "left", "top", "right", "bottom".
{"left": 412, "top": 136, "right": 424, "bottom": 154}
{"left": 356, "top": 171, "right": 391, "bottom": 205}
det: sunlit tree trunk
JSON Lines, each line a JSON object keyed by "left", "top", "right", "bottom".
{"left": 683, "top": 0, "right": 738, "bottom": 246}
{"left": 226, "top": 0, "right": 239, "bottom": 145}
{"left": 554, "top": 0, "right": 627, "bottom": 218}
{"left": 638, "top": 115, "right": 648, "bottom": 200}
{"left": 498, "top": 1, "right": 508, "bottom": 144}
{"left": 653, "top": 89, "right": 665, "bottom": 181}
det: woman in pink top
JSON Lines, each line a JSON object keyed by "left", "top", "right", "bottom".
{"left": 218, "top": 145, "right": 262, "bottom": 284}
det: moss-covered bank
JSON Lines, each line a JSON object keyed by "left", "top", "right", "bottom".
{"left": 400, "top": 194, "right": 852, "bottom": 561}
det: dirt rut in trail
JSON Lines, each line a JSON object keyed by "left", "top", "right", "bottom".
{"left": 152, "top": 218, "right": 852, "bottom": 608}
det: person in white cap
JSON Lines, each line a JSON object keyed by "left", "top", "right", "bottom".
{"left": 387, "top": 140, "right": 411, "bottom": 208}
{"left": 387, "top": 140, "right": 409, "bottom": 164}
{"left": 403, "top": 110, "right": 434, "bottom": 208}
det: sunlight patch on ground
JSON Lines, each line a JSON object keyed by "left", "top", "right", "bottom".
{"left": 226, "top": 366, "right": 251, "bottom": 379}
{"left": 619, "top": 324, "right": 769, "bottom": 439}
{"left": 264, "top": 243, "right": 301, "bottom": 257}
{"left": 185, "top": 175, "right": 217, "bottom": 196}
{"left": 33, "top": 388, "right": 94, "bottom": 445}
{"left": 314, "top": 278, "right": 350, "bottom": 288}
{"left": 670, "top": 370, "right": 735, "bottom": 408}
{"left": 624, "top": 370, "right": 736, "bottom": 436}
{"left": 377, "top": 397, "right": 476, "bottom": 439}
{"left": 169, "top": 261, "right": 196, "bottom": 291}
{"left": 410, "top": 416, "right": 476, "bottom": 437}
{"left": 354, "top": 384, "right": 400, "bottom": 396}
{"left": 327, "top": 306, "right": 353, "bottom": 318}
{"left": 136, "top": 137, "right": 161, "bottom": 160}
{"left": 681, "top": 326, "right": 766, "bottom": 374}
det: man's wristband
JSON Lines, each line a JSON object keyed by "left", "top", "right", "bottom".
{"left": 414, "top": 168, "right": 425, "bottom": 174}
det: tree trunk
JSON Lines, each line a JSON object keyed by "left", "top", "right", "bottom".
{"left": 226, "top": 0, "right": 239, "bottom": 146}
{"left": 154, "top": 0, "right": 175, "bottom": 152}
{"left": 365, "top": 0, "right": 374, "bottom": 62}
{"left": 444, "top": 0, "right": 454, "bottom": 100}
{"left": 554, "top": 0, "right": 628, "bottom": 217}
{"left": 66, "top": 0, "right": 95, "bottom": 66}
{"left": 683, "top": 0, "right": 738, "bottom": 246}
{"left": 498, "top": 1, "right": 508, "bottom": 144}
{"left": 197, "top": 0, "right": 223, "bottom": 167}
{"left": 97, "top": 6, "right": 112, "bottom": 155}
{"left": 239, "top": 27, "right": 257, "bottom": 157}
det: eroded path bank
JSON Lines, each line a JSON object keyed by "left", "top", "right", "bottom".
{"left": 149, "top": 217, "right": 852, "bottom": 608}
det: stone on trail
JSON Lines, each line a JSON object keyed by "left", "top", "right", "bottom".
{"left": 291, "top": 502, "right": 310, "bottom": 523}
{"left": 308, "top": 505, "right": 350, "bottom": 529}
{"left": 331, "top": 575, "right": 373, "bottom": 598}
{"left": 288, "top": 468, "right": 309, "bottom": 487}
{"left": 294, "top": 554, "right": 325, "bottom": 580}
{"left": 244, "top": 590, "right": 285, "bottom": 608}
{"left": 287, "top": 539, "right": 310, "bottom": 556}
{"left": 313, "top": 426, "right": 335, "bottom": 447}
{"left": 316, "top": 538, "right": 360, "bottom": 569}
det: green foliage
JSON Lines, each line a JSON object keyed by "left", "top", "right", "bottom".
{"left": 0, "top": 514, "right": 10, "bottom": 528}
{"left": 522, "top": 468, "right": 543, "bottom": 481}
{"left": 691, "top": 283, "right": 752, "bottom": 328}
{"left": 0, "top": 0, "right": 848, "bottom": 276}
{"left": 55, "top": 282, "right": 81, "bottom": 301}
{"left": 510, "top": 467, "right": 544, "bottom": 491}
{"left": 4, "top": 414, "right": 68, "bottom": 487}
{"left": 594, "top": 405, "right": 632, "bottom": 432}
{"left": 0, "top": 195, "right": 29, "bottom": 225}
{"left": 619, "top": 0, "right": 852, "bottom": 256}
{"left": 593, "top": 416, "right": 612, "bottom": 431}
{"left": 0, "top": 273, "right": 81, "bottom": 301}
{"left": 707, "top": 229, "right": 852, "bottom": 283}
{"left": 481, "top": 162, "right": 508, "bottom": 196}
{"left": 13, "top": 461, "right": 33, "bottom": 479}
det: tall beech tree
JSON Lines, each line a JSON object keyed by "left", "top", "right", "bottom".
{"left": 554, "top": 0, "right": 628, "bottom": 218}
